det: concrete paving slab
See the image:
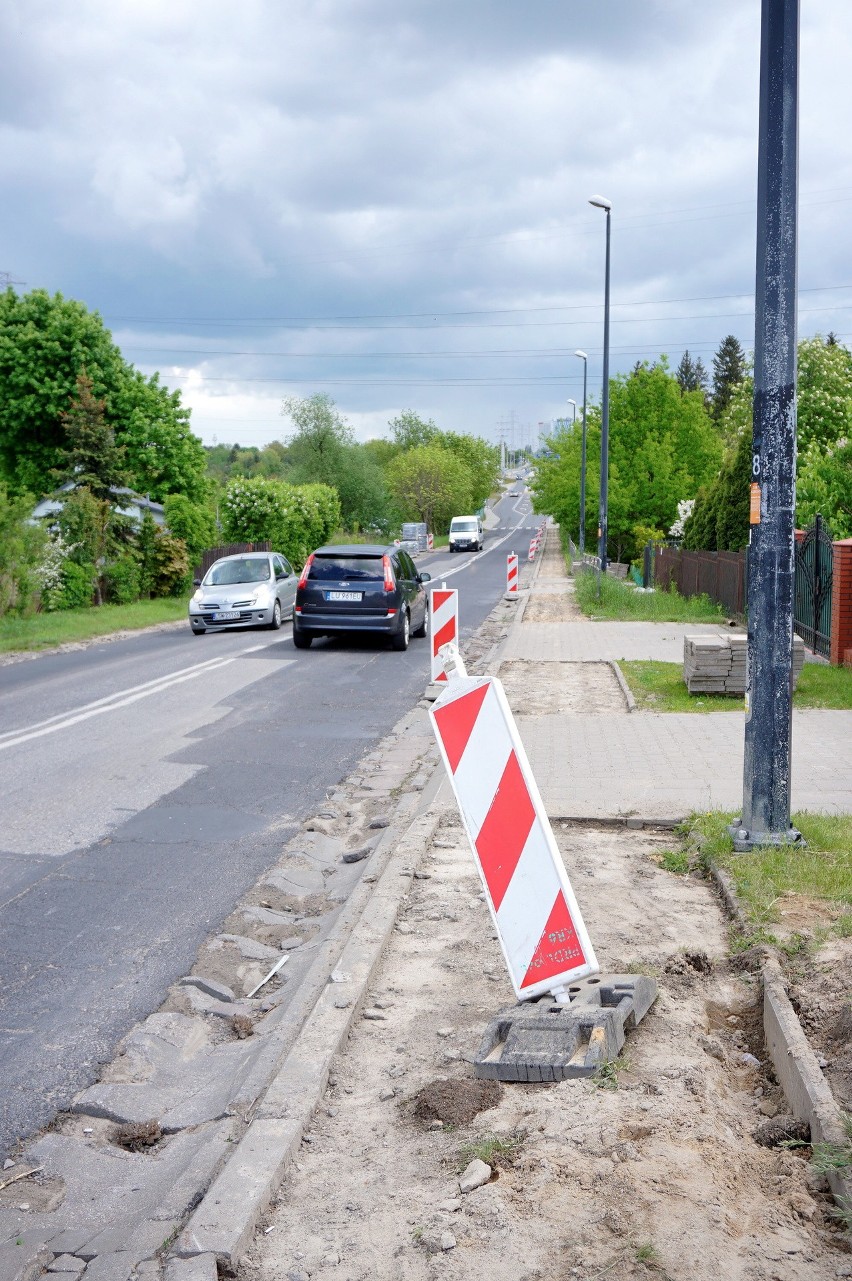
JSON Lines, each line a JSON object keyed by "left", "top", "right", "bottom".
{"left": 164, "top": 1256, "right": 217, "bottom": 1281}
{"left": 503, "top": 619, "right": 736, "bottom": 663}
{"left": 9, "top": 1122, "right": 232, "bottom": 1260}
{"left": 71, "top": 1012, "right": 258, "bottom": 1130}
{"left": 517, "top": 709, "right": 852, "bottom": 818}
{"left": 0, "top": 1241, "right": 52, "bottom": 1281}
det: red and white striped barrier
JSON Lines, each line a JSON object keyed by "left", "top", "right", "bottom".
{"left": 430, "top": 587, "right": 459, "bottom": 684}
{"left": 528, "top": 538, "right": 539, "bottom": 562}
{"left": 505, "top": 552, "right": 519, "bottom": 599}
{"left": 430, "top": 676, "right": 598, "bottom": 1001}
{"left": 427, "top": 532, "right": 434, "bottom": 552}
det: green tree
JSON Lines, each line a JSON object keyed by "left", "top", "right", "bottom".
{"left": 385, "top": 444, "right": 472, "bottom": 533}
{"left": 163, "top": 493, "right": 218, "bottom": 561}
{"left": 797, "top": 437, "right": 852, "bottom": 538}
{"left": 712, "top": 335, "right": 747, "bottom": 424}
{"left": 388, "top": 410, "right": 438, "bottom": 452}
{"left": 111, "top": 368, "right": 208, "bottom": 502}
{"left": 676, "top": 350, "right": 709, "bottom": 395}
{"left": 437, "top": 431, "right": 500, "bottom": 510}
{"left": 686, "top": 336, "right": 852, "bottom": 548}
{"left": 282, "top": 392, "right": 353, "bottom": 478}
{"left": 0, "top": 288, "right": 206, "bottom": 500}
{"left": 53, "top": 372, "right": 129, "bottom": 500}
{"left": 531, "top": 362, "right": 721, "bottom": 563}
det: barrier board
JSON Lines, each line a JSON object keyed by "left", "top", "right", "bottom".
{"left": 430, "top": 675, "right": 599, "bottom": 1000}
{"left": 430, "top": 587, "right": 459, "bottom": 684}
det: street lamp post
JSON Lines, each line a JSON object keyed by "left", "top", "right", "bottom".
{"left": 575, "top": 350, "right": 588, "bottom": 554}
{"left": 589, "top": 196, "right": 612, "bottom": 575}
{"left": 567, "top": 399, "right": 577, "bottom": 424}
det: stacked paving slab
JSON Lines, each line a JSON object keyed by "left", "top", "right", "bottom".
{"left": 684, "top": 633, "right": 805, "bottom": 695}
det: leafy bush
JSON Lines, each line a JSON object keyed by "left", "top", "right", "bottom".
{"left": 104, "top": 555, "right": 141, "bottom": 605}
{"left": 222, "top": 477, "right": 341, "bottom": 566}
{"left": 163, "top": 493, "right": 219, "bottom": 559}
{"left": 151, "top": 533, "right": 191, "bottom": 596}
{"left": 0, "top": 483, "right": 48, "bottom": 617}
{"left": 54, "top": 561, "right": 96, "bottom": 610}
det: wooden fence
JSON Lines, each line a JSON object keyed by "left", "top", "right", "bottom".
{"left": 654, "top": 547, "right": 747, "bottom": 618}
{"left": 195, "top": 542, "right": 271, "bottom": 579}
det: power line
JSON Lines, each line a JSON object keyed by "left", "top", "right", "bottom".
{"left": 106, "top": 280, "right": 852, "bottom": 329}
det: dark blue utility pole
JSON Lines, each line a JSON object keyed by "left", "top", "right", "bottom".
{"left": 734, "top": 0, "right": 802, "bottom": 851}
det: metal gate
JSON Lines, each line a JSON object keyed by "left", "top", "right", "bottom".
{"left": 794, "top": 516, "right": 833, "bottom": 658}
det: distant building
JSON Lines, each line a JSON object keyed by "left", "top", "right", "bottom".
{"left": 31, "top": 482, "right": 166, "bottom": 527}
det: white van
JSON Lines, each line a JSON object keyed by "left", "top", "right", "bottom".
{"left": 448, "top": 515, "right": 483, "bottom": 553}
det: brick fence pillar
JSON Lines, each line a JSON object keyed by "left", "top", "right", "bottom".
{"left": 831, "top": 539, "right": 852, "bottom": 667}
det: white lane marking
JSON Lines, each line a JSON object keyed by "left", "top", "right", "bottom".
{"left": 0, "top": 655, "right": 295, "bottom": 754}
{"left": 0, "top": 660, "right": 236, "bottom": 752}
{"left": 0, "top": 654, "right": 236, "bottom": 744}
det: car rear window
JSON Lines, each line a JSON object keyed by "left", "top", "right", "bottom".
{"left": 451, "top": 519, "right": 477, "bottom": 532}
{"left": 308, "top": 555, "right": 385, "bottom": 581}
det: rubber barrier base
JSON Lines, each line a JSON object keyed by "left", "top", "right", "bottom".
{"left": 473, "top": 974, "right": 658, "bottom": 1083}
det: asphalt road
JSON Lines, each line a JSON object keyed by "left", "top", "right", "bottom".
{"left": 0, "top": 489, "right": 537, "bottom": 1159}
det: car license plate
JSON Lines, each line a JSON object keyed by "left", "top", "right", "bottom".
{"left": 327, "top": 591, "right": 362, "bottom": 602}
{"left": 213, "top": 610, "right": 241, "bottom": 620}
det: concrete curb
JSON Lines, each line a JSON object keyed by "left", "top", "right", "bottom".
{"left": 173, "top": 777, "right": 448, "bottom": 1270}
{"left": 762, "top": 957, "right": 852, "bottom": 1215}
{"left": 608, "top": 659, "right": 637, "bottom": 713}
{"left": 706, "top": 859, "right": 852, "bottom": 1219}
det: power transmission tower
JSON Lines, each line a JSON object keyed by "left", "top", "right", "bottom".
{"left": 0, "top": 271, "right": 25, "bottom": 290}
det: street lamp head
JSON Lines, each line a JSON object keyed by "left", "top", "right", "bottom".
{"left": 589, "top": 195, "right": 612, "bottom": 211}
{"left": 574, "top": 350, "right": 587, "bottom": 360}
{"left": 567, "top": 399, "right": 576, "bottom": 407}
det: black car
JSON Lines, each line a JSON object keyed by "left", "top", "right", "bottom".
{"left": 293, "top": 544, "right": 431, "bottom": 650}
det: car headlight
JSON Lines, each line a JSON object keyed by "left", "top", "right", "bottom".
{"left": 191, "top": 589, "right": 204, "bottom": 604}
{"left": 251, "top": 587, "right": 274, "bottom": 606}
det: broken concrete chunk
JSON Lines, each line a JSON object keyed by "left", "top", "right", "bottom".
{"left": 458, "top": 1158, "right": 491, "bottom": 1193}
{"left": 215, "top": 934, "right": 281, "bottom": 962}
{"left": 179, "top": 976, "right": 236, "bottom": 1003}
{"left": 342, "top": 846, "right": 370, "bottom": 864}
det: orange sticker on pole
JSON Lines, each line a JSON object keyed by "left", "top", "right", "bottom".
{"left": 749, "top": 482, "right": 761, "bottom": 524}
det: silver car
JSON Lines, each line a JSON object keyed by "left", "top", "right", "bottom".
{"left": 189, "top": 552, "right": 297, "bottom": 634}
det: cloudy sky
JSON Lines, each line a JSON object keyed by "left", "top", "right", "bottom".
{"left": 3, "top": 1, "right": 851, "bottom": 450}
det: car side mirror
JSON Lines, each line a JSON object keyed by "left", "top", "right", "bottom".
{"left": 193, "top": 578, "right": 202, "bottom": 587}
{"left": 418, "top": 572, "right": 432, "bottom": 583}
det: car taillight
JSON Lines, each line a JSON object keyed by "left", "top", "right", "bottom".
{"left": 297, "top": 554, "right": 314, "bottom": 589}
{"left": 382, "top": 555, "right": 395, "bottom": 593}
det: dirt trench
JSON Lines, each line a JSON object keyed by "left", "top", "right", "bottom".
{"left": 242, "top": 819, "right": 851, "bottom": 1281}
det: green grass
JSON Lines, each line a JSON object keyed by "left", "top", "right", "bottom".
{"left": 620, "top": 660, "right": 852, "bottom": 713}
{"left": 574, "top": 571, "right": 724, "bottom": 623}
{"left": 457, "top": 1132, "right": 523, "bottom": 1169}
{"left": 687, "top": 810, "right": 852, "bottom": 942}
{"left": 621, "top": 661, "right": 742, "bottom": 712}
{"left": 0, "top": 598, "right": 190, "bottom": 654}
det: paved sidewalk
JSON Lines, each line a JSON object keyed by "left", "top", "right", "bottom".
{"left": 504, "top": 618, "right": 735, "bottom": 663}
{"left": 520, "top": 709, "right": 852, "bottom": 818}
{"left": 507, "top": 533, "right": 852, "bottom": 819}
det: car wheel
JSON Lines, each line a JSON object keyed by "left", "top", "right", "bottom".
{"left": 269, "top": 600, "right": 282, "bottom": 630}
{"left": 292, "top": 626, "right": 312, "bottom": 649}
{"left": 392, "top": 609, "right": 410, "bottom": 651}
{"left": 412, "top": 603, "right": 428, "bottom": 638}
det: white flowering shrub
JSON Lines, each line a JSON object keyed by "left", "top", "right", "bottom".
{"left": 669, "top": 499, "right": 695, "bottom": 539}
{"left": 222, "top": 478, "right": 341, "bottom": 566}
